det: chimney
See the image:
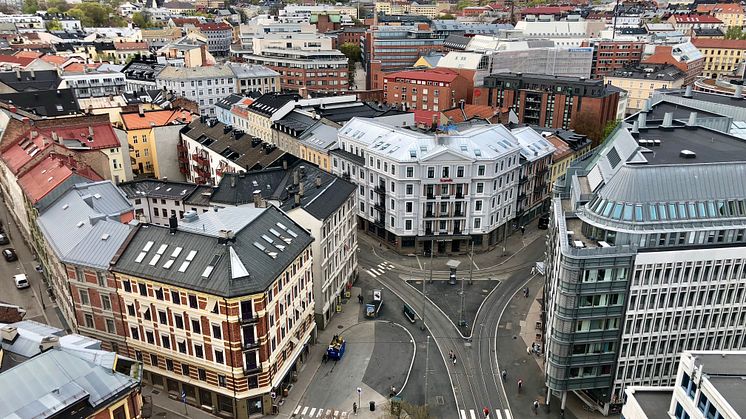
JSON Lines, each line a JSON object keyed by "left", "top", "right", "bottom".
{"left": 15, "top": 68, "right": 20, "bottom": 80}
{"left": 1, "top": 326, "right": 18, "bottom": 343}
{"left": 168, "top": 214, "right": 178, "bottom": 234}
{"left": 315, "top": 175, "right": 322, "bottom": 188}
{"left": 39, "top": 336, "right": 60, "bottom": 352}
{"left": 735, "top": 84, "right": 743, "bottom": 99}
{"left": 29, "top": 69, "right": 35, "bottom": 79}
{"left": 687, "top": 112, "right": 697, "bottom": 127}
{"left": 293, "top": 169, "right": 299, "bottom": 186}
{"left": 683, "top": 85, "right": 693, "bottom": 98}
{"left": 631, "top": 120, "right": 639, "bottom": 135}
{"left": 252, "top": 189, "right": 264, "bottom": 207}
{"left": 138, "top": 105, "right": 145, "bottom": 116}
{"left": 282, "top": 160, "right": 287, "bottom": 170}
{"left": 637, "top": 111, "right": 647, "bottom": 129}
{"left": 294, "top": 193, "right": 301, "bottom": 206}
{"left": 299, "top": 182, "right": 305, "bottom": 197}
{"left": 88, "top": 126, "right": 94, "bottom": 137}
{"left": 662, "top": 112, "right": 673, "bottom": 128}
{"left": 51, "top": 131, "right": 59, "bottom": 143}
{"left": 230, "top": 175, "right": 235, "bottom": 188}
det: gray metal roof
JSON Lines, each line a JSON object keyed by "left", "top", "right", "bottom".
{"left": 0, "top": 349, "right": 139, "bottom": 418}
{"left": 63, "top": 220, "right": 133, "bottom": 269}
{"left": 111, "top": 206, "right": 313, "bottom": 297}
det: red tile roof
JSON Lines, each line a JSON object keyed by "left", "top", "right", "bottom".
{"left": 671, "top": 14, "right": 723, "bottom": 23}
{"left": 171, "top": 17, "right": 201, "bottom": 26}
{"left": 521, "top": 6, "right": 575, "bottom": 14}
{"left": 384, "top": 68, "right": 460, "bottom": 83}
{"left": 693, "top": 38, "right": 746, "bottom": 49}
{"left": 0, "top": 55, "right": 35, "bottom": 67}
{"left": 197, "top": 22, "right": 232, "bottom": 31}
{"left": 442, "top": 104, "right": 498, "bottom": 123}
{"left": 696, "top": 3, "right": 744, "bottom": 14}
{"left": 2, "top": 121, "right": 121, "bottom": 174}
{"left": 13, "top": 51, "right": 42, "bottom": 59}
{"left": 63, "top": 62, "right": 101, "bottom": 73}
{"left": 121, "top": 109, "right": 194, "bottom": 130}
{"left": 113, "top": 41, "right": 149, "bottom": 51}
{"left": 18, "top": 155, "right": 102, "bottom": 204}
{"left": 546, "top": 135, "right": 572, "bottom": 160}
{"left": 40, "top": 55, "right": 72, "bottom": 66}
{"left": 414, "top": 109, "right": 440, "bottom": 125}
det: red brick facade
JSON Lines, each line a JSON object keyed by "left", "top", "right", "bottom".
{"left": 583, "top": 40, "right": 645, "bottom": 78}
{"left": 383, "top": 68, "right": 472, "bottom": 112}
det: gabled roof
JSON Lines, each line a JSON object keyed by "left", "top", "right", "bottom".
{"left": 113, "top": 41, "right": 148, "bottom": 51}
{"left": 111, "top": 206, "right": 313, "bottom": 297}
{"left": 383, "top": 68, "right": 461, "bottom": 83}
{"left": 0, "top": 69, "right": 60, "bottom": 92}
{"left": 18, "top": 155, "right": 102, "bottom": 205}
{"left": 671, "top": 14, "right": 722, "bottom": 23}
{"left": 121, "top": 109, "right": 193, "bottom": 130}
{"left": 0, "top": 88, "right": 79, "bottom": 117}
{"left": 693, "top": 38, "right": 746, "bottom": 49}
{"left": 247, "top": 93, "right": 301, "bottom": 117}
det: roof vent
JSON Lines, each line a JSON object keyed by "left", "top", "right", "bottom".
{"left": 680, "top": 149, "right": 696, "bottom": 159}
{"left": 183, "top": 210, "right": 198, "bottom": 222}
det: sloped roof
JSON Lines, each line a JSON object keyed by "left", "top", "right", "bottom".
{"left": 18, "top": 156, "right": 102, "bottom": 204}
{"left": 121, "top": 109, "right": 192, "bottom": 130}
{"left": 384, "top": 68, "right": 460, "bottom": 83}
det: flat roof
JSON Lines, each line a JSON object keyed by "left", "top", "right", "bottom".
{"left": 635, "top": 126, "right": 746, "bottom": 165}
{"left": 633, "top": 390, "right": 673, "bottom": 418}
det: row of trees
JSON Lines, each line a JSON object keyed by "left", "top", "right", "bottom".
{"left": 23, "top": 0, "right": 126, "bottom": 28}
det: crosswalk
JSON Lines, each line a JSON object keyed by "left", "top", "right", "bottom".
{"left": 292, "top": 405, "right": 349, "bottom": 418}
{"left": 366, "top": 261, "right": 395, "bottom": 278}
{"left": 460, "top": 408, "right": 512, "bottom": 419}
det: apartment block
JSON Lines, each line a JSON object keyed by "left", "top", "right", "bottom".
{"left": 604, "top": 65, "right": 686, "bottom": 113}
{"left": 156, "top": 65, "right": 236, "bottom": 117}
{"left": 641, "top": 42, "right": 705, "bottom": 85}
{"left": 195, "top": 22, "right": 233, "bottom": 56}
{"left": 382, "top": 68, "right": 471, "bottom": 113}
{"left": 692, "top": 38, "right": 746, "bottom": 80}
{"left": 583, "top": 39, "right": 645, "bottom": 78}
{"left": 111, "top": 206, "right": 315, "bottom": 418}
{"left": 118, "top": 179, "right": 214, "bottom": 226}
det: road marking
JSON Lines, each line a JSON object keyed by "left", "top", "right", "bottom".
{"left": 470, "top": 410, "right": 477, "bottom": 419}
{"left": 333, "top": 410, "right": 339, "bottom": 418}
{"left": 416, "top": 254, "right": 423, "bottom": 270}
{"left": 294, "top": 406, "right": 301, "bottom": 415}
{"left": 302, "top": 407, "right": 308, "bottom": 415}
{"left": 460, "top": 410, "right": 468, "bottom": 419}
{"left": 309, "top": 408, "right": 316, "bottom": 416}
{"left": 317, "top": 408, "right": 324, "bottom": 417}
{"left": 494, "top": 410, "right": 501, "bottom": 419}
{"left": 503, "top": 409, "right": 512, "bottom": 419}
{"left": 473, "top": 259, "right": 480, "bottom": 270}
{"left": 366, "top": 269, "right": 378, "bottom": 277}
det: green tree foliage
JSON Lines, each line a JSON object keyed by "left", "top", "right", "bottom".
{"left": 570, "top": 111, "right": 605, "bottom": 146}
{"left": 131, "top": 11, "right": 152, "bottom": 28}
{"left": 65, "top": 3, "right": 125, "bottom": 27}
{"left": 45, "top": 18, "right": 62, "bottom": 30}
{"left": 339, "top": 42, "right": 361, "bottom": 64}
{"left": 725, "top": 26, "right": 746, "bottom": 40}
{"left": 456, "top": 0, "right": 472, "bottom": 10}
{"left": 22, "top": 0, "right": 37, "bottom": 14}
{"left": 45, "top": 0, "right": 70, "bottom": 12}
{"left": 439, "top": 13, "right": 456, "bottom": 19}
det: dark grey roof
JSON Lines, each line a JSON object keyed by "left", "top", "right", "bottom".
{"left": 0, "top": 70, "right": 60, "bottom": 92}
{"left": 631, "top": 390, "right": 673, "bottom": 418}
{"left": 314, "top": 102, "right": 407, "bottom": 124}
{"left": 528, "top": 125, "right": 591, "bottom": 151}
{"left": 247, "top": 93, "right": 301, "bottom": 117}
{"left": 378, "top": 14, "right": 431, "bottom": 23}
{"left": 184, "top": 185, "right": 214, "bottom": 207}
{"left": 273, "top": 110, "right": 316, "bottom": 137}
{"left": 617, "top": 27, "right": 647, "bottom": 35}
{"left": 658, "top": 88, "right": 746, "bottom": 108}
{"left": 183, "top": 119, "right": 291, "bottom": 171}
{"left": 608, "top": 65, "right": 685, "bottom": 81}
{"left": 0, "top": 89, "right": 80, "bottom": 117}
{"left": 443, "top": 34, "right": 470, "bottom": 50}
{"left": 693, "top": 27, "right": 724, "bottom": 36}
{"left": 118, "top": 179, "right": 200, "bottom": 200}
{"left": 216, "top": 93, "right": 244, "bottom": 111}
{"left": 625, "top": 101, "right": 721, "bottom": 122}
{"left": 111, "top": 206, "right": 313, "bottom": 296}
{"left": 121, "top": 59, "right": 167, "bottom": 83}
{"left": 211, "top": 160, "right": 355, "bottom": 219}
{"left": 484, "top": 73, "right": 617, "bottom": 98}
{"left": 634, "top": 125, "right": 746, "bottom": 165}
{"left": 330, "top": 148, "right": 365, "bottom": 166}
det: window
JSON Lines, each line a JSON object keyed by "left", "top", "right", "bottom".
{"left": 475, "top": 201, "right": 483, "bottom": 211}
{"left": 155, "top": 287, "right": 163, "bottom": 300}
{"left": 181, "top": 364, "right": 190, "bottom": 376}
{"left": 161, "top": 334, "right": 171, "bottom": 349}
{"left": 212, "top": 324, "right": 222, "bottom": 339}
{"left": 194, "top": 343, "right": 204, "bottom": 358}
{"left": 476, "top": 183, "right": 484, "bottom": 194}
{"left": 101, "top": 295, "right": 111, "bottom": 311}
{"left": 406, "top": 184, "right": 413, "bottom": 195}
{"left": 474, "top": 218, "right": 481, "bottom": 229}
{"left": 214, "top": 349, "right": 225, "bottom": 364}
{"left": 138, "top": 283, "right": 147, "bottom": 296}
{"left": 478, "top": 165, "right": 485, "bottom": 176}
{"left": 427, "top": 167, "right": 434, "bottom": 178}
{"left": 406, "top": 167, "right": 414, "bottom": 177}
{"left": 189, "top": 294, "right": 198, "bottom": 308}
{"left": 442, "top": 167, "right": 450, "bottom": 178}
{"left": 79, "top": 289, "right": 90, "bottom": 306}
{"left": 457, "top": 166, "right": 464, "bottom": 177}
{"left": 171, "top": 290, "right": 180, "bottom": 304}
{"left": 150, "top": 354, "right": 158, "bottom": 367}
{"left": 122, "top": 280, "right": 131, "bottom": 292}
{"left": 191, "top": 319, "right": 201, "bottom": 334}
{"left": 174, "top": 314, "right": 184, "bottom": 329}
{"left": 106, "top": 319, "right": 115, "bottom": 333}
{"left": 166, "top": 359, "right": 173, "bottom": 371}
{"left": 158, "top": 310, "right": 167, "bottom": 324}
{"left": 406, "top": 202, "right": 413, "bottom": 213}
{"left": 405, "top": 220, "right": 412, "bottom": 230}
{"left": 130, "top": 326, "right": 139, "bottom": 340}
{"left": 218, "top": 374, "right": 227, "bottom": 387}
{"left": 84, "top": 313, "right": 94, "bottom": 328}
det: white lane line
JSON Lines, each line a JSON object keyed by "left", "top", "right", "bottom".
{"left": 316, "top": 408, "right": 324, "bottom": 417}
{"left": 503, "top": 409, "right": 512, "bottom": 419}
{"left": 494, "top": 409, "right": 502, "bottom": 419}
{"left": 416, "top": 254, "right": 423, "bottom": 270}
{"left": 470, "top": 410, "right": 477, "bottom": 419}
{"left": 294, "top": 406, "right": 301, "bottom": 415}
{"left": 309, "top": 408, "right": 316, "bottom": 416}
{"left": 460, "top": 410, "right": 468, "bottom": 419}
{"left": 473, "top": 259, "right": 480, "bottom": 270}
{"left": 366, "top": 269, "right": 378, "bottom": 277}
{"left": 302, "top": 407, "right": 309, "bottom": 415}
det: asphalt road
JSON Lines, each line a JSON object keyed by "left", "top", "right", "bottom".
{"left": 358, "top": 233, "right": 547, "bottom": 419}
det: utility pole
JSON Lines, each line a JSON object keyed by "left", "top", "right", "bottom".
{"left": 468, "top": 240, "right": 474, "bottom": 286}
{"left": 428, "top": 239, "right": 434, "bottom": 284}
{"left": 424, "top": 335, "right": 430, "bottom": 407}
{"left": 422, "top": 240, "right": 433, "bottom": 331}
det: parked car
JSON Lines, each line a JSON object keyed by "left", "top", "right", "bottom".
{"left": 0, "top": 234, "right": 8, "bottom": 245}
{"left": 3, "top": 248, "right": 17, "bottom": 262}
{"left": 13, "top": 273, "right": 28, "bottom": 289}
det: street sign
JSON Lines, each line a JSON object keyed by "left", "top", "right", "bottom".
{"left": 181, "top": 391, "right": 186, "bottom": 403}
{"left": 356, "top": 387, "right": 362, "bottom": 394}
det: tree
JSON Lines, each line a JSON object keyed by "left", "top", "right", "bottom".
{"left": 0, "top": 4, "right": 17, "bottom": 13}
{"left": 45, "top": 18, "right": 62, "bottom": 30}
{"left": 438, "top": 13, "right": 456, "bottom": 19}
{"left": 45, "top": 0, "right": 70, "bottom": 12}
{"left": 725, "top": 26, "right": 746, "bottom": 40}
{"left": 456, "top": 0, "right": 472, "bottom": 10}
{"left": 132, "top": 11, "right": 152, "bottom": 28}
{"left": 339, "top": 42, "right": 361, "bottom": 64}
{"left": 570, "top": 111, "right": 605, "bottom": 146}
{"left": 602, "top": 119, "right": 620, "bottom": 141}
{"left": 22, "top": 0, "right": 37, "bottom": 14}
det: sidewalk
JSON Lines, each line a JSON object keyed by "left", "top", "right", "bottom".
{"left": 143, "top": 385, "right": 218, "bottom": 419}
{"left": 363, "top": 220, "right": 547, "bottom": 274}
{"left": 278, "top": 287, "right": 390, "bottom": 419}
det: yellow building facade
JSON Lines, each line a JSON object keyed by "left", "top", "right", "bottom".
{"left": 693, "top": 38, "right": 746, "bottom": 79}
{"left": 120, "top": 109, "right": 193, "bottom": 177}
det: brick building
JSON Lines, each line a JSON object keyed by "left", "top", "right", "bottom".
{"left": 482, "top": 73, "right": 621, "bottom": 143}
{"left": 583, "top": 39, "right": 645, "bottom": 78}
{"left": 111, "top": 206, "right": 315, "bottom": 418}
{"left": 383, "top": 68, "right": 472, "bottom": 112}
{"left": 363, "top": 23, "right": 445, "bottom": 90}
{"left": 641, "top": 42, "right": 705, "bottom": 85}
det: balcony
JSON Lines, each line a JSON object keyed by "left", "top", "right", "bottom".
{"left": 518, "top": 193, "right": 527, "bottom": 201}
{"left": 454, "top": 210, "right": 464, "bottom": 217}
{"left": 179, "top": 166, "right": 188, "bottom": 175}
{"left": 374, "top": 218, "right": 385, "bottom": 227}
{"left": 374, "top": 185, "right": 386, "bottom": 195}
{"left": 453, "top": 228, "right": 462, "bottom": 235}
{"left": 426, "top": 193, "right": 435, "bottom": 199}
{"left": 177, "top": 144, "right": 186, "bottom": 153}
{"left": 244, "top": 364, "right": 262, "bottom": 375}
{"left": 240, "top": 314, "right": 259, "bottom": 325}
{"left": 374, "top": 202, "right": 386, "bottom": 212}
{"left": 242, "top": 340, "right": 260, "bottom": 350}
{"left": 425, "top": 211, "right": 435, "bottom": 218}
{"left": 425, "top": 228, "right": 433, "bottom": 235}
{"left": 537, "top": 166, "right": 549, "bottom": 176}
{"left": 455, "top": 192, "right": 464, "bottom": 199}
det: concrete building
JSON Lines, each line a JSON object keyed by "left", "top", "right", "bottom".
{"left": 121, "top": 59, "right": 167, "bottom": 92}
{"left": 482, "top": 73, "right": 621, "bottom": 140}
{"left": 641, "top": 42, "right": 705, "bottom": 86}
{"left": 59, "top": 69, "right": 126, "bottom": 99}
{"left": 331, "top": 117, "right": 527, "bottom": 254}
{"left": 382, "top": 68, "right": 471, "bottom": 113}
{"left": 155, "top": 65, "right": 236, "bottom": 117}
{"left": 210, "top": 162, "right": 357, "bottom": 329}
{"left": 511, "top": 127, "right": 556, "bottom": 224}
{"left": 582, "top": 39, "right": 645, "bottom": 78}
{"left": 622, "top": 351, "right": 746, "bottom": 419}
{"left": 605, "top": 65, "right": 686, "bottom": 113}
{"left": 363, "top": 23, "right": 445, "bottom": 90}
{"left": 0, "top": 320, "right": 143, "bottom": 419}
{"left": 0, "top": 13, "right": 43, "bottom": 31}
{"left": 118, "top": 179, "right": 214, "bottom": 225}
{"left": 195, "top": 22, "right": 233, "bottom": 56}
{"left": 543, "top": 128, "right": 592, "bottom": 193}
{"left": 111, "top": 206, "right": 315, "bottom": 418}
{"left": 281, "top": 4, "right": 358, "bottom": 20}
{"left": 120, "top": 109, "right": 194, "bottom": 178}
{"left": 544, "top": 121, "right": 746, "bottom": 415}
{"left": 667, "top": 14, "right": 723, "bottom": 36}
{"left": 227, "top": 62, "right": 281, "bottom": 95}
{"left": 692, "top": 38, "right": 746, "bottom": 80}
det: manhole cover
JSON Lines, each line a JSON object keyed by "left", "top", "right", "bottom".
{"left": 435, "top": 396, "right": 445, "bottom": 405}
{"left": 338, "top": 325, "right": 344, "bottom": 329}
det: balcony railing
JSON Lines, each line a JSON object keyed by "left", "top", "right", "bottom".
{"left": 374, "top": 202, "right": 385, "bottom": 212}
{"left": 454, "top": 210, "right": 464, "bottom": 217}
{"left": 426, "top": 193, "right": 435, "bottom": 199}
{"left": 374, "top": 185, "right": 386, "bottom": 195}
{"left": 425, "top": 228, "right": 433, "bottom": 235}
{"left": 519, "top": 176, "right": 529, "bottom": 184}
{"left": 242, "top": 340, "right": 260, "bottom": 350}
{"left": 425, "top": 211, "right": 435, "bottom": 218}
{"left": 240, "top": 314, "right": 258, "bottom": 325}
{"left": 374, "top": 218, "right": 385, "bottom": 227}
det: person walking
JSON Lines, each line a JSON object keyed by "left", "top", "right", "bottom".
{"left": 353, "top": 402, "right": 358, "bottom": 415}
{"left": 517, "top": 379, "right": 523, "bottom": 391}
{"left": 483, "top": 407, "right": 490, "bottom": 417}
{"left": 453, "top": 355, "right": 457, "bottom": 365}
{"left": 449, "top": 350, "right": 454, "bottom": 360}
{"left": 533, "top": 400, "right": 540, "bottom": 415}
{"left": 501, "top": 369, "right": 507, "bottom": 380}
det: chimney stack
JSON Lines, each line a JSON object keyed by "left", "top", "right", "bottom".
{"left": 293, "top": 169, "right": 299, "bottom": 186}
{"left": 294, "top": 192, "right": 300, "bottom": 206}
{"left": 39, "top": 336, "right": 60, "bottom": 353}
{"left": 662, "top": 112, "right": 673, "bottom": 128}
{"left": 15, "top": 68, "right": 20, "bottom": 80}
{"left": 735, "top": 84, "right": 743, "bottom": 99}
{"left": 282, "top": 160, "right": 287, "bottom": 170}
{"left": 88, "top": 126, "right": 94, "bottom": 137}
{"left": 252, "top": 189, "right": 263, "bottom": 207}
{"left": 683, "top": 85, "right": 693, "bottom": 98}
{"left": 631, "top": 120, "right": 639, "bottom": 135}
{"left": 168, "top": 214, "right": 178, "bottom": 234}
{"left": 687, "top": 112, "right": 697, "bottom": 127}
{"left": 637, "top": 112, "right": 647, "bottom": 129}
{"left": 299, "top": 182, "right": 305, "bottom": 197}
{"left": 315, "top": 175, "right": 322, "bottom": 188}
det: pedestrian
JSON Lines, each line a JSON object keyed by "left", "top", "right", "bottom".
{"left": 353, "top": 402, "right": 358, "bottom": 414}
{"left": 453, "top": 355, "right": 457, "bottom": 365}
{"left": 449, "top": 350, "right": 454, "bottom": 360}
{"left": 521, "top": 225, "right": 526, "bottom": 235}
{"left": 531, "top": 266, "right": 536, "bottom": 275}
{"left": 533, "top": 400, "right": 540, "bottom": 414}
{"left": 483, "top": 407, "right": 490, "bottom": 417}
{"left": 518, "top": 379, "right": 523, "bottom": 391}
{"left": 322, "top": 353, "right": 328, "bottom": 364}
{"left": 358, "top": 294, "right": 364, "bottom": 304}
{"left": 390, "top": 385, "right": 396, "bottom": 397}
{"left": 501, "top": 369, "right": 507, "bottom": 380}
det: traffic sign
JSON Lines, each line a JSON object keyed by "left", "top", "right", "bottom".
{"left": 356, "top": 387, "right": 362, "bottom": 394}
{"left": 181, "top": 391, "right": 186, "bottom": 403}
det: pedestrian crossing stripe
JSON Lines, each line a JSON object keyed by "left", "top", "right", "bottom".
{"left": 460, "top": 409, "right": 511, "bottom": 419}
{"left": 292, "top": 406, "right": 348, "bottom": 418}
